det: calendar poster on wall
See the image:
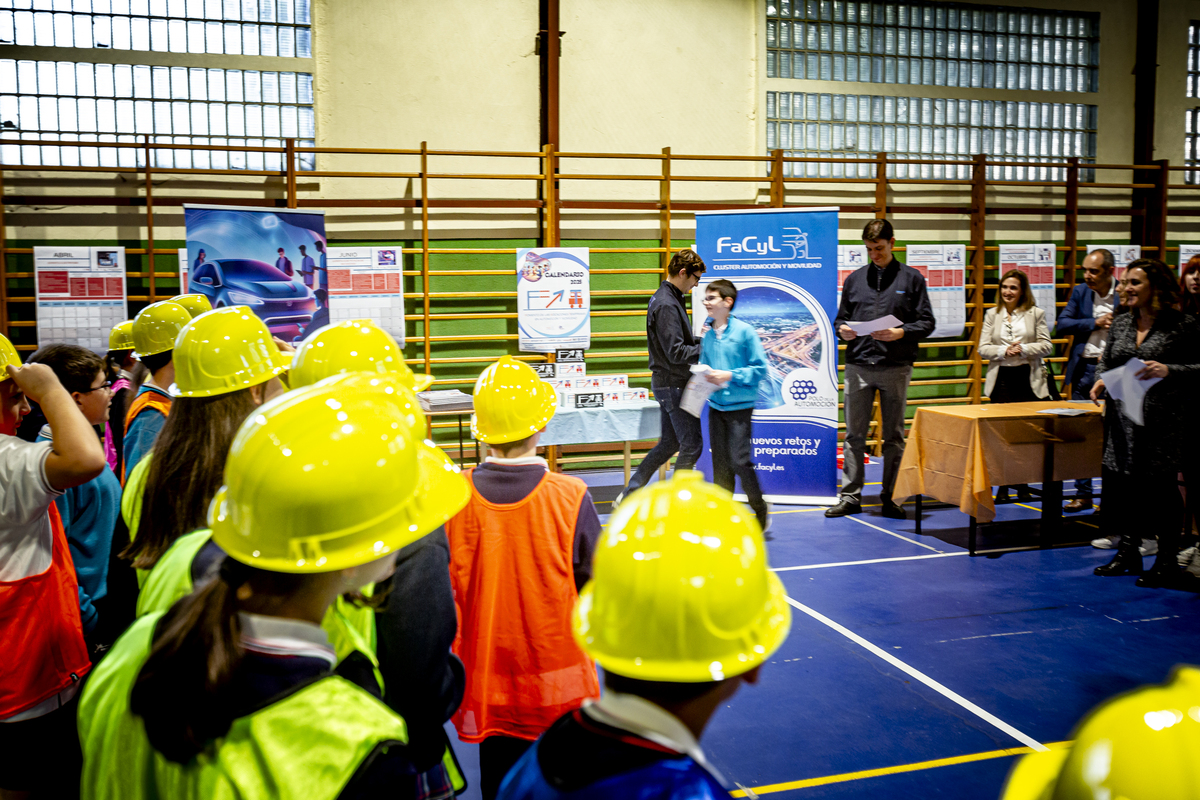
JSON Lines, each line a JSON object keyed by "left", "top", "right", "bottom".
{"left": 905, "top": 244, "right": 966, "bottom": 339}
{"left": 34, "top": 246, "right": 128, "bottom": 353}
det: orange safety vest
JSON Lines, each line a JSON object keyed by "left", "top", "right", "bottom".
{"left": 446, "top": 469, "right": 600, "bottom": 743}
{"left": 0, "top": 503, "right": 92, "bottom": 718}
{"left": 123, "top": 387, "right": 172, "bottom": 437}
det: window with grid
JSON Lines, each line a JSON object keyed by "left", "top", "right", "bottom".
{"left": 765, "top": 92, "right": 1097, "bottom": 181}
{"left": 0, "top": 0, "right": 314, "bottom": 170}
{"left": 1186, "top": 21, "right": 1200, "bottom": 184}
{"left": 766, "top": 0, "right": 1098, "bottom": 91}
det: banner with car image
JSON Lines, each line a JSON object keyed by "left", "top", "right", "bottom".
{"left": 183, "top": 205, "right": 326, "bottom": 343}
{"left": 693, "top": 207, "right": 839, "bottom": 505}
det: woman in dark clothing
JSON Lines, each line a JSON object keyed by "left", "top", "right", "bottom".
{"left": 1091, "top": 259, "right": 1200, "bottom": 588}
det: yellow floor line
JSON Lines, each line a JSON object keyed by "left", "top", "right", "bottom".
{"left": 730, "top": 741, "right": 1072, "bottom": 797}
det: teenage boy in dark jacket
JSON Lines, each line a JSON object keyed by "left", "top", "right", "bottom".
{"left": 827, "top": 219, "right": 935, "bottom": 520}
{"left": 614, "top": 249, "right": 707, "bottom": 506}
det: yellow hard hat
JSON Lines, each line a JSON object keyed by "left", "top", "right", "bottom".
{"left": 132, "top": 300, "right": 191, "bottom": 358}
{"left": 209, "top": 371, "right": 470, "bottom": 573}
{"left": 470, "top": 355, "right": 557, "bottom": 444}
{"left": 0, "top": 332, "right": 20, "bottom": 382}
{"left": 1002, "top": 666, "right": 1200, "bottom": 800}
{"left": 574, "top": 470, "right": 791, "bottom": 683}
{"left": 170, "top": 293, "right": 214, "bottom": 319}
{"left": 108, "top": 320, "right": 135, "bottom": 352}
{"left": 289, "top": 319, "right": 433, "bottom": 392}
{"left": 170, "top": 307, "right": 289, "bottom": 398}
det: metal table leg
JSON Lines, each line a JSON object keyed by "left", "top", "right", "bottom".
{"left": 969, "top": 515, "right": 978, "bottom": 556}
{"left": 915, "top": 494, "right": 923, "bottom": 535}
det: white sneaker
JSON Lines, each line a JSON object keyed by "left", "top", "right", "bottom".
{"left": 1140, "top": 539, "right": 1158, "bottom": 557}
{"left": 1178, "top": 545, "right": 1198, "bottom": 567}
{"left": 1185, "top": 549, "right": 1200, "bottom": 577}
{"left": 610, "top": 491, "right": 625, "bottom": 512}
{"left": 763, "top": 503, "right": 774, "bottom": 535}
{"left": 1091, "top": 535, "right": 1119, "bottom": 549}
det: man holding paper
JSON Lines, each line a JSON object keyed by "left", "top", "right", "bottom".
{"left": 827, "top": 219, "right": 936, "bottom": 519}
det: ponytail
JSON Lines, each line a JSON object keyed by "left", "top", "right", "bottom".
{"left": 132, "top": 557, "right": 250, "bottom": 762}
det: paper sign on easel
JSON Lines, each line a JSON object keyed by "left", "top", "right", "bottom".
{"left": 998, "top": 243, "right": 1057, "bottom": 315}
{"left": 34, "top": 246, "right": 128, "bottom": 353}
{"left": 1087, "top": 244, "right": 1141, "bottom": 279}
{"left": 905, "top": 244, "right": 966, "bottom": 338}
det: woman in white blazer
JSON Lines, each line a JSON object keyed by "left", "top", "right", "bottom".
{"left": 979, "top": 269, "right": 1053, "bottom": 501}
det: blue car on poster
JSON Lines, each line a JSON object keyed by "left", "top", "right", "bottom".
{"left": 189, "top": 258, "right": 316, "bottom": 339}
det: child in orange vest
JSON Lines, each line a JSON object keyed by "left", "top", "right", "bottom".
{"left": 122, "top": 301, "right": 189, "bottom": 482}
{"left": 446, "top": 356, "right": 602, "bottom": 800}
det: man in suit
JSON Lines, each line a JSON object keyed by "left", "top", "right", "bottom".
{"left": 1056, "top": 248, "right": 1115, "bottom": 513}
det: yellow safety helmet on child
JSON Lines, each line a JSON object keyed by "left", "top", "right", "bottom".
{"left": 1001, "top": 665, "right": 1200, "bottom": 800}
{"left": 470, "top": 355, "right": 557, "bottom": 444}
{"left": 209, "top": 371, "right": 470, "bottom": 573}
{"left": 131, "top": 300, "right": 191, "bottom": 358}
{"left": 289, "top": 319, "right": 433, "bottom": 392}
{"left": 170, "top": 306, "right": 290, "bottom": 398}
{"left": 169, "top": 293, "right": 214, "bottom": 319}
{"left": 0, "top": 332, "right": 20, "bottom": 382}
{"left": 108, "top": 320, "right": 135, "bottom": 352}
{"left": 573, "top": 470, "right": 791, "bottom": 683}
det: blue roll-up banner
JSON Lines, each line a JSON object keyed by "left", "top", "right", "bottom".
{"left": 693, "top": 207, "right": 839, "bottom": 505}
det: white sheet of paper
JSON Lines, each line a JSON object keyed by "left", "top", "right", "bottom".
{"left": 680, "top": 364, "right": 722, "bottom": 418}
{"left": 846, "top": 314, "right": 903, "bottom": 335}
{"left": 1035, "top": 408, "right": 1090, "bottom": 417}
{"left": 1101, "top": 358, "right": 1162, "bottom": 426}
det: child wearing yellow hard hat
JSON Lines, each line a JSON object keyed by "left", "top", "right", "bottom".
{"left": 121, "top": 306, "right": 290, "bottom": 587}
{"left": 446, "top": 355, "right": 603, "bottom": 800}
{"left": 498, "top": 471, "right": 792, "bottom": 799}
{"left": 122, "top": 300, "right": 190, "bottom": 483}
{"left": 78, "top": 375, "right": 467, "bottom": 799}
{"left": 0, "top": 332, "right": 107, "bottom": 797}
{"left": 103, "top": 319, "right": 139, "bottom": 477}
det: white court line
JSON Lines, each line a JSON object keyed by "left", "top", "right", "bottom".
{"left": 773, "top": 552, "right": 966, "bottom": 571}
{"left": 784, "top": 596, "right": 1049, "bottom": 752}
{"left": 846, "top": 514, "right": 945, "bottom": 553}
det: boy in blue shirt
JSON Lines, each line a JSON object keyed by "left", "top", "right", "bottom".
{"left": 700, "top": 279, "right": 770, "bottom": 532}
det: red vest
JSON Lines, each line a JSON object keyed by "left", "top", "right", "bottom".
{"left": 0, "top": 503, "right": 92, "bottom": 718}
{"left": 446, "top": 469, "right": 599, "bottom": 742}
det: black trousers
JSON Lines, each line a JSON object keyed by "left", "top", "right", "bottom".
{"left": 709, "top": 407, "right": 768, "bottom": 527}
{"left": 1101, "top": 467, "right": 1183, "bottom": 562}
{"left": 479, "top": 735, "right": 533, "bottom": 800}
{"left": 623, "top": 385, "right": 703, "bottom": 495}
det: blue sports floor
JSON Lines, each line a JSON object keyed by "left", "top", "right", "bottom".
{"left": 447, "top": 461, "right": 1200, "bottom": 799}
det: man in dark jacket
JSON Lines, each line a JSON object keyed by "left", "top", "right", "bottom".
{"left": 1056, "top": 248, "right": 1115, "bottom": 513}
{"left": 827, "top": 219, "right": 936, "bottom": 520}
{"left": 614, "top": 249, "right": 706, "bottom": 506}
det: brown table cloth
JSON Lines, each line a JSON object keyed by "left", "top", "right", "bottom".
{"left": 892, "top": 401, "right": 1103, "bottom": 523}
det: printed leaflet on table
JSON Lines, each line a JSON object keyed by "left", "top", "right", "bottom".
{"left": 35, "top": 246, "right": 128, "bottom": 353}
{"left": 325, "top": 247, "right": 405, "bottom": 346}
{"left": 517, "top": 248, "right": 591, "bottom": 353}
{"left": 998, "top": 243, "right": 1057, "bottom": 316}
{"left": 905, "top": 244, "right": 965, "bottom": 338}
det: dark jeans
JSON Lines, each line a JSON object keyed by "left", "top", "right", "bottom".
{"left": 709, "top": 407, "right": 768, "bottom": 527}
{"left": 479, "top": 735, "right": 533, "bottom": 800}
{"left": 1101, "top": 467, "right": 1183, "bottom": 563}
{"left": 622, "top": 385, "right": 703, "bottom": 496}
{"left": 1071, "top": 362, "right": 1098, "bottom": 498}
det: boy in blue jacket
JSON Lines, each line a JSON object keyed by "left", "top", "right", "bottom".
{"left": 699, "top": 279, "right": 770, "bottom": 532}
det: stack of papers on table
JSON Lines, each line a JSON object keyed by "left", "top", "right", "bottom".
{"left": 1035, "top": 408, "right": 1091, "bottom": 417}
{"left": 417, "top": 389, "right": 474, "bottom": 412}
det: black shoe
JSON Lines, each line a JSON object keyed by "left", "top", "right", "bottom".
{"left": 825, "top": 499, "right": 862, "bottom": 518}
{"left": 881, "top": 501, "right": 907, "bottom": 520}
{"left": 1136, "top": 560, "right": 1196, "bottom": 589}
{"left": 995, "top": 487, "right": 1010, "bottom": 503}
{"left": 1094, "top": 546, "right": 1144, "bottom": 576}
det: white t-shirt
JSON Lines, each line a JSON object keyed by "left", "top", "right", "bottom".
{"left": 1083, "top": 287, "right": 1115, "bottom": 360}
{"left": 0, "top": 436, "right": 62, "bottom": 582}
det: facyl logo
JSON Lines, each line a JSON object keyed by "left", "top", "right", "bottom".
{"left": 715, "top": 227, "right": 816, "bottom": 261}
